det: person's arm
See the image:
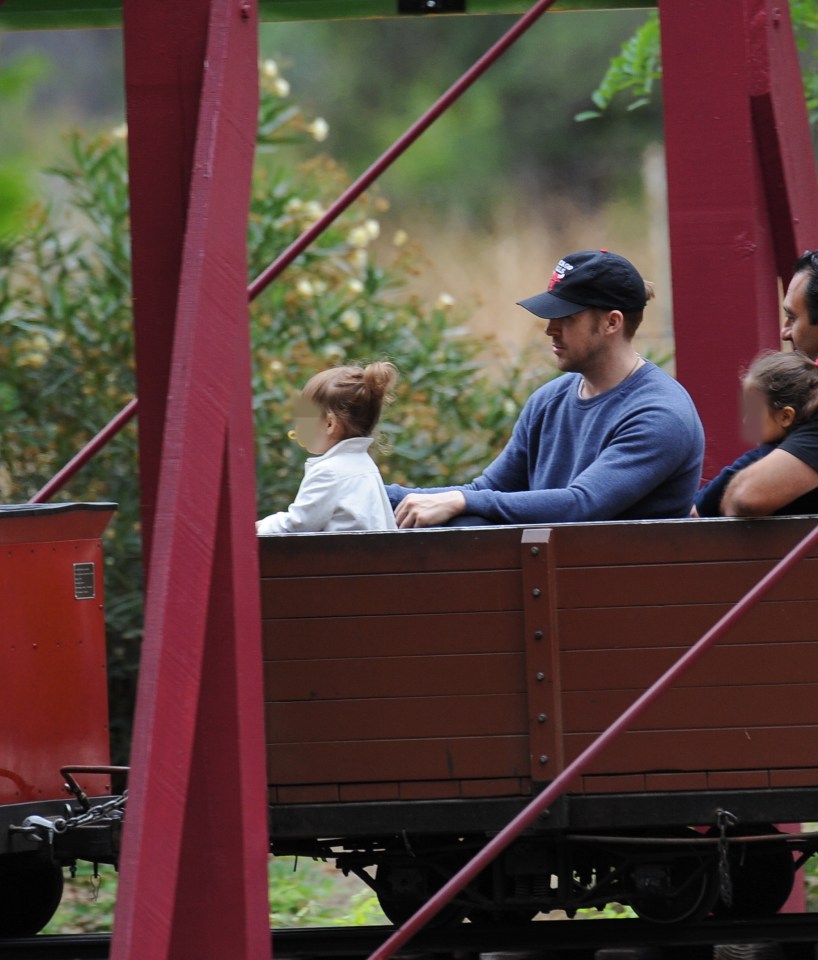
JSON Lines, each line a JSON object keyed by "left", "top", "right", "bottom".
{"left": 389, "top": 394, "right": 534, "bottom": 520}
{"left": 403, "top": 406, "right": 697, "bottom": 527}
{"left": 693, "top": 446, "right": 771, "bottom": 518}
{"left": 256, "top": 466, "right": 338, "bottom": 534}
{"left": 721, "top": 449, "right": 818, "bottom": 516}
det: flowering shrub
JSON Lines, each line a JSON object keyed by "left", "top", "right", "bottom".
{"left": 0, "top": 61, "right": 551, "bottom": 758}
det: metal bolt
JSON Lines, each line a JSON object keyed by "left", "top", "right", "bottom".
{"left": 537, "top": 713, "right": 547, "bottom": 723}
{"left": 533, "top": 630, "right": 544, "bottom": 641}
{"left": 530, "top": 546, "right": 539, "bottom": 556}
{"left": 532, "top": 587, "right": 541, "bottom": 598}
{"left": 536, "top": 671, "right": 545, "bottom": 681}
{"left": 539, "top": 755, "right": 549, "bottom": 765}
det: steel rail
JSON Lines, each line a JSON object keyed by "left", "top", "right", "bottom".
{"left": 29, "top": 0, "right": 559, "bottom": 503}
{"left": 367, "top": 517, "right": 818, "bottom": 960}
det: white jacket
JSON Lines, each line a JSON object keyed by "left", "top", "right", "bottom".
{"left": 256, "top": 437, "right": 398, "bottom": 535}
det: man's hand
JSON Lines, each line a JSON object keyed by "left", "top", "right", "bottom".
{"left": 722, "top": 449, "right": 818, "bottom": 516}
{"left": 395, "top": 491, "right": 467, "bottom": 528}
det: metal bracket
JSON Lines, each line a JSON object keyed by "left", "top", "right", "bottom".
{"left": 398, "top": 0, "right": 466, "bottom": 13}
{"left": 520, "top": 529, "right": 563, "bottom": 782}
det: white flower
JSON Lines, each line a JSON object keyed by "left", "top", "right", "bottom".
{"left": 364, "top": 218, "right": 380, "bottom": 240}
{"left": 285, "top": 197, "right": 304, "bottom": 215}
{"left": 307, "top": 117, "right": 329, "bottom": 142}
{"left": 340, "top": 309, "right": 362, "bottom": 332}
{"left": 347, "top": 278, "right": 364, "bottom": 295}
{"left": 392, "top": 229, "right": 409, "bottom": 247}
{"left": 261, "top": 59, "right": 279, "bottom": 78}
{"left": 435, "top": 292, "right": 456, "bottom": 309}
{"left": 110, "top": 123, "right": 128, "bottom": 141}
{"left": 269, "top": 359, "right": 285, "bottom": 375}
{"left": 312, "top": 279, "right": 328, "bottom": 295}
{"left": 272, "top": 77, "right": 290, "bottom": 98}
{"left": 350, "top": 249, "right": 368, "bottom": 270}
{"left": 348, "top": 225, "right": 371, "bottom": 248}
{"left": 296, "top": 278, "right": 315, "bottom": 298}
{"left": 303, "top": 200, "right": 325, "bottom": 222}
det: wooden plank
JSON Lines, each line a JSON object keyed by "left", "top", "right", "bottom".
{"left": 261, "top": 570, "right": 521, "bottom": 619}
{"left": 557, "top": 557, "right": 818, "bottom": 609}
{"left": 267, "top": 735, "right": 530, "bottom": 784}
{"left": 265, "top": 652, "right": 525, "bottom": 701}
{"left": 770, "top": 768, "right": 818, "bottom": 788}
{"left": 399, "top": 780, "right": 461, "bottom": 800}
{"left": 560, "top": 643, "right": 818, "bottom": 693}
{"left": 259, "top": 526, "right": 521, "bottom": 579}
{"left": 559, "top": 601, "right": 817, "bottom": 651}
{"left": 581, "top": 774, "right": 646, "bottom": 793}
{"left": 262, "top": 611, "right": 523, "bottom": 660}
{"left": 566, "top": 726, "right": 818, "bottom": 774}
{"left": 265, "top": 693, "right": 527, "bottom": 744}
{"left": 707, "top": 770, "right": 770, "bottom": 789}
{"left": 460, "top": 778, "right": 529, "bottom": 798}
{"left": 551, "top": 517, "right": 816, "bottom": 568}
{"left": 644, "top": 772, "right": 709, "bottom": 791}
{"left": 339, "top": 782, "right": 401, "bottom": 801}
{"left": 276, "top": 784, "right": 340, "bottom": 804}
{"left": 562, "top": 683, "right": 818, "bottom": 734}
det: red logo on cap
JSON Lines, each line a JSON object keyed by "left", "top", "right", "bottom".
{"left": 547, "top": 258, "right": 574, "bottom": 291}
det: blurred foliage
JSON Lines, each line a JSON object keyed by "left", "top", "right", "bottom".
{"left": 259, "top": 11, "right": 663, "bottom": 214}
{"left": 0, "top": 63, "right": 550, "bottom": 762}
{"left": 0, "top": 46, "right": 48, "bottom": 240}
{"left": 43, "top": 858, "right": 386, "bottom": 933}
{"left": 577, "top": 0, "right": 818, "bottom": 133}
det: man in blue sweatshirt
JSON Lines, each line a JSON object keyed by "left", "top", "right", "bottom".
{"left": 388, "top": 249, "right": 705, "bottom": 527}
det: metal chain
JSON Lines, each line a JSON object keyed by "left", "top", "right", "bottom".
{"left": 716, "top": 808, "right": 738, "bottom": 908}
{"left": 60, "top": 791, "right": 127, "bottom": 832}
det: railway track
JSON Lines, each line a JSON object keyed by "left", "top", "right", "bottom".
{"left": 4, "top": 917, "right": 818, "bottom": 960}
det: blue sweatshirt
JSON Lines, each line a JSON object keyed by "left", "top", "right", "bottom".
{"left": 387, "top": 361, "right": 704, "bottom": 525}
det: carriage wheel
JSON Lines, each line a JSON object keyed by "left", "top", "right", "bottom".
{"left": 0, "top": 857, "right": 64, "bottom": 937}
{"left": 374, "top": 858, "right": 465, "bottom": 928}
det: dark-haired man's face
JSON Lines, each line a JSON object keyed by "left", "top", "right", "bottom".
{"left": 782, "top": 270, "right": 818, "bottom": 360}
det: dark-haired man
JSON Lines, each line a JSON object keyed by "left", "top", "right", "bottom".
{"left": 388, "top": 250, "right": 705, "bottom": 528}
{"left": 722, "top": 249, "right": 818, "bottom": 516}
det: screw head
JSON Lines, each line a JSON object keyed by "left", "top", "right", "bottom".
{"left": 534, "top": 630, "right": 544, "bottom": 640}
{"left": 536, "top": 671, "right": 545, "bottom": 681}
{"left": 530, "top": 546, "right": 540, "bottom": 556}
{"left": 532, "top": 587, "right": 542, "bottom": 598}
{"left": 537, "top": 713, "right": 547, "bottom": 723}
{"left": 539, "top": 755, "right": 549, "bottom": 765}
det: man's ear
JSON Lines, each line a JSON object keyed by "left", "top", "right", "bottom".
{"left": 604, "top": 309, "right": 625, "bottom": 336}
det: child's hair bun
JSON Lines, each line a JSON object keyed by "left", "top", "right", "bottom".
{"left": 363, "top": 360, "right": 398, "bottom": 402}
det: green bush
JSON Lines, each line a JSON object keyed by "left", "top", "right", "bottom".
{"left": 0, "top": 61, "right": 550, "bottom": 762}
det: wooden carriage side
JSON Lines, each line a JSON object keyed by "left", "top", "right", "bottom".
{"left": 260, "top": 517, "right": 818, "bottom": 807}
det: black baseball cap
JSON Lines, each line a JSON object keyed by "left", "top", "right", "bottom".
{"left": 517, "top": 250, "right": 648, "bottom": 320}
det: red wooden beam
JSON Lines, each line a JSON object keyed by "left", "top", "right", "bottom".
{"left": 112, "top": 2, "right": 270, "bottom": 959}
{"left": 660, "top": 0, "right": 818, "bottom": 480}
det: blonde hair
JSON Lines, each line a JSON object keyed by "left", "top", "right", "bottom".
{"left": 302, "top": 361, "right": 398, "bottom": 439}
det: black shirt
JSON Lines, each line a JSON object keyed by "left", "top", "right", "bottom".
{"left": 695, "top": 419, "right": 818, "bottom": 517}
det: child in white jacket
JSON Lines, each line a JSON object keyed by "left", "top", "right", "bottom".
{"left": 256, "top": 361, "right": 399, "bottom": 534}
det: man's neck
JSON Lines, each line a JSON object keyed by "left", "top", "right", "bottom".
{"left": 580, "top": 347, "right": 643, "bottom": 398}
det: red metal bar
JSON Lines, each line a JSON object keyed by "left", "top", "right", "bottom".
{"left": 30, "top": 0, "right": 559, "bottom": 504}
{"left": 28, "top": 397, "right": 138, "bottom": 504}
{"left": 111, "top": 0, "right": 269, "bottom": 957}
{"left": 367, "top": 519, "right": 818, "bottom": 960}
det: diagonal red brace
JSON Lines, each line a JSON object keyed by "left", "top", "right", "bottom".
{"left": 367, "top": 518, "right": 818, "bottom": 960}
{"left": 29, "top": 0, "right": 559, "bottom": 504}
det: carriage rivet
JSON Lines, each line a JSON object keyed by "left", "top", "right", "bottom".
{"left": 532, "top": 587, "right": 541, "bottom": 597}
{"left": 539, "top": 755, "right": 549, "bottom": 765}
{"left": 537, "top": 713, "right": 547, "bottom": 723}
{"left": 536, "top": 672, "right": 545, "bottom": 681}
{"left": 530, "top": 546, "right": 539, "bottom": 556}
{"left": 534, "top": 630, "right": 543, "bottom": 640}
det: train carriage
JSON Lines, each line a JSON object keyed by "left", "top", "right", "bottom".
{"left": 261, "top": 517, "right": 818, "bottom": 925}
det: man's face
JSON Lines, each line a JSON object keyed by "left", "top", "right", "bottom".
{"left": 544, "top": 309, "right": 608, "bottom": 373}
{"left": 782, "top": 270, "right": 818, "bottom": 359}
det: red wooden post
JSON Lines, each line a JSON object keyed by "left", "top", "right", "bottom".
{"left": 660, "top": 0, "right": 818, "bottom": 480}
{"left": 113, "top": 2, "right": 270, "bottom": 958}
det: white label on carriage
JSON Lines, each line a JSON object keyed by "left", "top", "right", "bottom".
{"left": 73, "top": 562, "right": 96, "bottom": 600}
